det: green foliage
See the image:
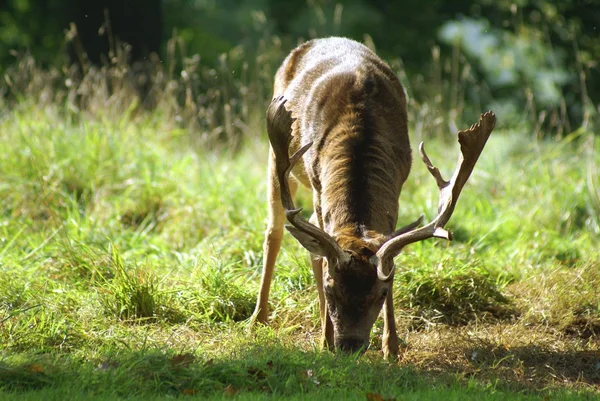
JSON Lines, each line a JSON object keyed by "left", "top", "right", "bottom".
{"left": 0, "top": 0, "right": 70, "bottom": 69}
{"left": 439, "top": 17, "right": 569, "bottom": 106}
{"left": 99, "top": 246, "right": 159, "bottom": 321}
{"left": 1, "top": 0, "right": 599, "bottom": 136}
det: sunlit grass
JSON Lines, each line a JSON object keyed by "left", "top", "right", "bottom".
{"left": 0, "top": 102, "right": 599, "bottom": 399}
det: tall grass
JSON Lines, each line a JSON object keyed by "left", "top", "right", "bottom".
{"left": 6, "top": 11, "right": 574, "bottom": 152}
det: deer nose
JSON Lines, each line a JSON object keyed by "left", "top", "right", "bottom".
{"left": 337, "top": 338, "right": 368, "bottom": 353}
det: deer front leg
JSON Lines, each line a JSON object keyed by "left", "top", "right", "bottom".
{"left": 251, "top": 151, "right": 298, "bottom": 325}
{"left": 309, "top": 207, "right": 335, "bottom": 350}
{"left": 310, "top": 255, "right": 334, "bottom": 350}
{"left": 382, "top": 284, "right": 399, "bottom": 359}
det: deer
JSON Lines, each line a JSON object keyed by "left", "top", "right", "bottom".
{"left": 251, "top": 37, "right": 496, "bottom": 359}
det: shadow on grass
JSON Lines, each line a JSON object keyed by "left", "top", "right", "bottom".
{"left": 461, "top": 344, "right": 600, "bottom": 387}
{"left": 1, "top": 340, "right": 598, "bottom": 400}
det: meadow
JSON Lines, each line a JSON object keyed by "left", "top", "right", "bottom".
{"left": 0, "top": 38, "right": 599, "bottom": 400}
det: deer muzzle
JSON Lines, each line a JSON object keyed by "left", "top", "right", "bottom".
{"left": 336, "top": 337, "right": 369, "bottom": 353}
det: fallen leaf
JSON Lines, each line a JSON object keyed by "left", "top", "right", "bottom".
{"left": 181, "top": 388, "right": 198, "bottom": 396}
{"left": 26, "top": 364, "right": 44, "bottom": 373}
{"left": 224, "top": 384, "right": 238, "bottom": 397}
{"left": 366, "top": 392, "right": 397, "bottom": 401}
{"left": 170, "top": 353, "right": 195, "bottom": 368}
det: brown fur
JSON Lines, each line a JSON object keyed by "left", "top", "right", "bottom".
{"left": 284, "top": 42, "right": 412, "bottom": 235}
{"left": 252, "top": 37, "right": 496, "bottom": 358}
{"left": 253, "top": 37, "right": 412, "bottom": 357}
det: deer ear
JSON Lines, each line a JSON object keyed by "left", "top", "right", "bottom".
{"left": 285, "top": 225, "right": 328, "bottom": 257}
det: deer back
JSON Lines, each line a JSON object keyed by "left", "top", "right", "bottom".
{"left": 273, "top": 37, "right": 412, "bottom": 239}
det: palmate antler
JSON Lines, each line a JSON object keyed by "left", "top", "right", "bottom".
{"left": 376, "top": 111, "right": 497, "bottom": 272}
{"left": 266, "top": 96, "right": 347, "bottom": 261}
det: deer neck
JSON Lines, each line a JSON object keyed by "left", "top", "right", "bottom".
{"left": 316, "top": 117, "right": 398, "bottom": 240}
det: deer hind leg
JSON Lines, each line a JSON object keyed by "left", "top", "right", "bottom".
{"left": 382, "top": 283, "right": 400, "bottom": 359}
{"left": 251, "top": 149, "right": 298, "bottom": 325}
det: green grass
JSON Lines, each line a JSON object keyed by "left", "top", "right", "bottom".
{"left": 0, "top": 103, "right": 599, "bottom": 400}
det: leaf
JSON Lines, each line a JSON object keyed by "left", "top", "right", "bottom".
{"left": 26, "top": 364, "right": 44, "bottom": 373}
{"left": 170, "top": 353, "right": 195, "bottom": 368}
{"left": 224, "top": 384, "right": 238, "bottom": 397}
{"left": 181, "top": 388, "right": 198, "bottom": 396}
{"left": 366, "top": 393, "right": 397, "bottom": 401}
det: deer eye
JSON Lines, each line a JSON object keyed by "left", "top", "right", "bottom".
{"left": 380, "top": 288, "right": 389, "bottom": 300}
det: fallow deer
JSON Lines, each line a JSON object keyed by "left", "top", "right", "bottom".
{"left": 251, "top": 37, "right": 496, "bottom": 358}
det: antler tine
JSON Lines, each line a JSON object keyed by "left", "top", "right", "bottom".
{"left": 376, "top": 111, "right": 496, "bottom": 264}
{"left": 419, "top": 143, "right": 449, "bottom": 190}
{"left": 266, "top": 97, "right": 346, "bottom": 260}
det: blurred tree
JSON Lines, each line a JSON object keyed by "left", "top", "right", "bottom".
{"left": 70, "top": 0, "right": 162, "bottom": 64}
{"left": 438, "top": 0, "right": 600, "bottom": 131}
{"left": 0, "top": 0, "right": 71, "bottom": 66}
{"left": 0, "top": 0, "right": 162, "bottom": 69}
{"left": 0, "top": 0, "right": 597, "bottom": 131}
{"left": 163, "top": 0, "right": 274, "bottom": 62}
